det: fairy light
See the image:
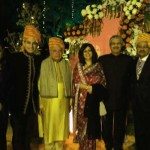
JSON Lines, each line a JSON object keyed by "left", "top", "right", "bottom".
{"left": 71, "top": 0, "right": 75, "bottom": 19}
{"left": 42, "top": 0, "right": 46, "bottom": 30}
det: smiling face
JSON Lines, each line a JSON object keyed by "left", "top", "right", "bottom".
{"left": 23, "top": 37, "right": 38, "bottom": 54}
{"left": 136, "top": 41, "right": 150, "bottom": 58}
{"left": 110, "top": 37, "right": 122, "bottom": 56}
{"left": 83, "top": 46, "right": 93, "bottom": 61}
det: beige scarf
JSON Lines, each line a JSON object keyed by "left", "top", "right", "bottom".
{"left": 39, "top": 56, "right": 72, "bottom": 98}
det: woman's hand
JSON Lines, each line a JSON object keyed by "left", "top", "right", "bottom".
{"left": 87, "top": 85, "right": 92, "bottom": 94}
{"left": 79, "top": 83, "right": 92, "bottom": 93}
{"left": 79, "top": 83, "right": 87, "bottom": 89}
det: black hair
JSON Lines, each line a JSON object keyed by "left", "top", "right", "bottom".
{"left": 78, "top": 43, "right": 98, "bottom": 65}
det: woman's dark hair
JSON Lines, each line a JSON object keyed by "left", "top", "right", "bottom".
{"left": 78, "top": 43, "right": 98, "bottom": 65}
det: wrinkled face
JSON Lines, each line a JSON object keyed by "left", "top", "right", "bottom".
{"left": 136, "top": 41, "right": 150, "bottom": 58}
{"left": 50, "top": 45, "right": 63, "bottom": 62}
{"left": 23, "top": 37, "right": 38, "bottom": 53}
{"left": 110, "top": 38, "right": 122, "bottom": 56}
{"left": 83, "top": 46, "right": 93, "bottom": 61}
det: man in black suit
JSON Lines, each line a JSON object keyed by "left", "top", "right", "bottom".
{"left": 131, "top": 33, "right": 150, "bottom": 150}
{"left": 6, "top": 25, "right": 45, "bottom": 150}
{"left": 98, "top": 35, "right": 133, "bottom": 150}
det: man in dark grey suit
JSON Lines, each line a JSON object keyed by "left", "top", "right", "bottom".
{"left": 132, "top": 33, "right": 150, "bottom": 150}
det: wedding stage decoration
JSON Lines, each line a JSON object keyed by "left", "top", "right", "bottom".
{"left": 4, "top": 0, "right": 150, "bottom": 57}
{"left": 64, "top": 0, "right": 149, "bottom": 57}
{"left": 120, "top": 0, "right": 146, "bottom": 56}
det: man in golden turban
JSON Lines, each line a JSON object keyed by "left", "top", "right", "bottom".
{"left": 48, "top": 37, "right": 65, "bottom": 51}
{"left": 23, "top": 24, "right": 41, "bottom": 43}
{"left": 5, "top": 24, "right": 47, "bottom": 150}
{"left": 38, "top": 37, "right": 72, "bottom": 149}
{"left": 132, "top": 32, "right": 150, "bottom": 150}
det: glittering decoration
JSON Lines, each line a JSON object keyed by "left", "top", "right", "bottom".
{"left": 16, "top": 2, "right": 42, "bottom": 27}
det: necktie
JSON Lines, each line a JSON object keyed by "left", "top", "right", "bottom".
{"left": 136, "top": 59, "right": 144, "bottom": 80}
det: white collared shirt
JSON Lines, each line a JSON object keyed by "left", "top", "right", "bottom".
{"left": 136, "top": 54, "right": 149, "bottom": 79}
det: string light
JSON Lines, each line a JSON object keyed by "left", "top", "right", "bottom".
{"left": 22, "top": 3, "right": 25, "bottom": 9}
{"left": 71, "top": 0, "right": 75, "bottom": 19}
{"left": 42, "top": 0, "right": 46, "bottom": 30}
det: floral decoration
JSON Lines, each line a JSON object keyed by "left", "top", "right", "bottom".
{"left": 63, "top": 24, "right": 86, "bottom": 37}
{"left": 120, "top": 0, "right": 146, "bottom": 56}
{"left": 81, "top": 4, "right": 105, "bottom": 20}
{"left": 125, "top": 25, "right": 142, "bottom": 56}
{"left": 81, "top": 0, "right": 126, "bottom": 36}
{"left": 123, "top": 0, "right": 144, "bottom": 20}
{"left": 81, "top": 4, "right": 106, "bottom": 36}
{"left": 64, "top": 37, "right": 88, "bottom": 55}
{"left": 103, "top": 0, "right": 125, "bottom": 18}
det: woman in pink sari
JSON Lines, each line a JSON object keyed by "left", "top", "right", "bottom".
{"left": 73, "top": 43, "right": 107, "bottom": 150}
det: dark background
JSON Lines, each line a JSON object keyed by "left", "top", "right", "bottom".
{"left": 0, "top": 0, "right": 102, "bottom": 43}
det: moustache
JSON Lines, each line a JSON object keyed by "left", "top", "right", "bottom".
{"left": 112, "top": 46, "right": 120, "bottom": 49}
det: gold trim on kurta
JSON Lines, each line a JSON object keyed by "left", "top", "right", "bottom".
{"left": 23, "top": 53, "right": 36, "bottom": 114}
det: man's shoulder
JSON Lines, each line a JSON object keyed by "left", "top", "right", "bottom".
{"left": 99, "top": 54, "right": 110, "bottom": 58}
{"left": 8, "top": 52, "right": 26, "bottom": 63}
{"left": 121, "top": 54, "right": 133, "bottom": 61}
{"left": 98, "top": 54, "right": 111, "bottom": 60}
{"left": 41, "top": 57, "right": 50, "bottom": 65}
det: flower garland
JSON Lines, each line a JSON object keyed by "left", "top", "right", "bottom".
{"left": 81, "top": 0, "right": 126, "bottom": 36}
{"left": 81, "top": 4, "right": 105, "bottom": 20}
{"left": 125, "top": 25, "right": 142, "bottom": 56}
{"left": 103, "top": 0, "right": 125, "bottom": 18}
{"left": 81, "top": 4, "right": 106, "bottom": 36}
{"left": 123, "top": 0, "right": 143, "bottom": 20}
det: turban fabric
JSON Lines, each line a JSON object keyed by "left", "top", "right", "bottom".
{"left": 136, "top": 33, "right": 150, "bottom": 46}
{"left": 48, "top": 37, "right": 65, "bottom": 51}
{"left": 23, "top": 25, "right": 41, "bottom": 43}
